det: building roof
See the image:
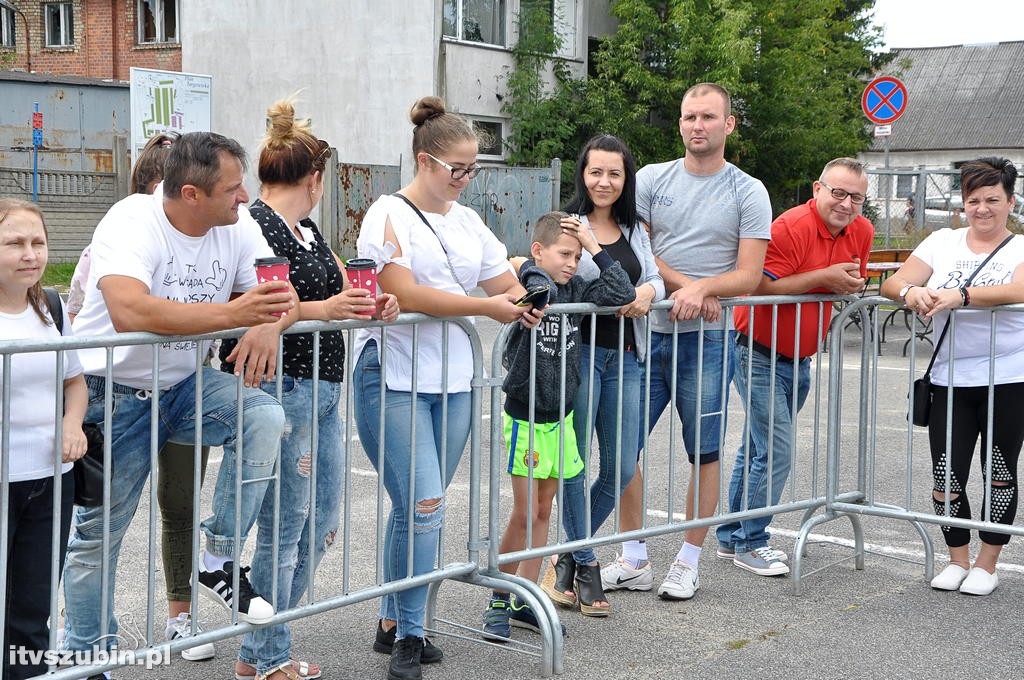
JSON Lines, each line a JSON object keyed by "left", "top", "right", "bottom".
{"left": 0, "top": 70, "right": 127, "bottom": 88}
{"left": 868, "top": 41, "right": 1024, "bottom": 152}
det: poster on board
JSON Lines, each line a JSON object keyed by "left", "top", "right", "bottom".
{"left": 129, "top": 67, "right": 213, "bottom": 163}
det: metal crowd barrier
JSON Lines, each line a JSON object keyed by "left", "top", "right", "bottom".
{"left": 0, "top": 313, "right": 517, "bottom": 679}
{"left": 12, "top": 294, "right": 1020, "bottom": 678}
{"left": 479, "top": 295, "right": 868, "bottom": 660}
{"left": 804, "top": 297, "right": 1024, "bottom": 585}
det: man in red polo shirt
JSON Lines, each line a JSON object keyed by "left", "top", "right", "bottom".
{"left": 715, "top": 157, "right": 874, "bottom": 576}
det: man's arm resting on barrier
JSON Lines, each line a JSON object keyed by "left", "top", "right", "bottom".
{"left": 225, "top": 284, "right": 301, "bottom": 387}
{"left": 99, "top": 275, "right": 295, "bottom": 334}
{"left": 756, "top": 260, "right": 865, "bottom": 296}
{"left": 659, "top": 238, "right": 769, "bottom": 322}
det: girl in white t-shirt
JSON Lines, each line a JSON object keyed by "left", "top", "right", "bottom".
{"left": 352, "top": 96, "right": 539, "bottom": 680}
{"left": 0, "top": 199, "right": 87, "bottom": 680}
{"left": 882, "top": 157, "right": 1024, "bottom": 597}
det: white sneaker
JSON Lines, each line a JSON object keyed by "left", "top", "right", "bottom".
{"left": 165, "top": 613, "right": 215, "bottom": 661}
{"left": 657, "top": 560, "right": 699, "bottom": 600}
{"left": 959, "top": 567, "right": 998, "bottom": 596}
{"left": 601, "top": 554, "right": 654, "bottom": 591}
{"left": 718, "top": 545, "right": 789, "bottom": 563}
{"left": 930, "top": 564, "right": 969, "bottom": 591}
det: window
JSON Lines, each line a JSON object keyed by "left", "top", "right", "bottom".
{"left": 471, "top": 119, "right": 504, "bottom": 159}
{"left": 896, "top": 174, "right": 914, "bottom": 200}
{"left": 1, "top": 4, "right": 14, "bottom": 49}
{"left": 44, "top": 2, "right": 73, "bottom": 47}
{"left": 443, "top": 0, "right": 506, "bottom": 46}
{"left": 518, "top": 0, "right": 576, "bottom": 57}
{"left": 138, "top": 0, "right": 178, "bottom": 44}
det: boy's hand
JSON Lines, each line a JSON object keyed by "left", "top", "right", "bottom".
{"left": 561, "top": 215, "right": 601, "bottom": 255}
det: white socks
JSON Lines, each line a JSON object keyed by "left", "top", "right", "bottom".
{"left": 202, "top": 550, "right": 229, "bottom": 572}
{"left": 676, "top": 542, "right": 702, "bottom": 570}
{"left": 622, "top": 540, "right": 648, "bottom": 567}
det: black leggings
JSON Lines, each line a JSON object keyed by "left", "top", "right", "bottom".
{"left": 929, "top": 382, "right": 1024, "bottom": 547}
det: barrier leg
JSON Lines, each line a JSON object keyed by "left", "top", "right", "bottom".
{"left": 871, "top": 502, "right": 935, "bottom": 582}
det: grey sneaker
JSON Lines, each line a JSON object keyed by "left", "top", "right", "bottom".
{"left": 657, "top": 560, "right": 699, "bottom": 600}
{"left": 733, "top": 546, "right": 791, "bottom": 576}
{"left": 720, "top": 545, "right": 789, "bottom": 562}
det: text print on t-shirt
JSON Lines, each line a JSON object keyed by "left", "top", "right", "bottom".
{"left": 940, "top": 260, "right": 1011, "bottom": 289}
{"left": 161, "top": 257, "right": 229, "bottom": 302}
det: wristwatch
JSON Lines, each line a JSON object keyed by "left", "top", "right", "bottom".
{"left": 898, "top": 284, "right": 915, "bottom": 301}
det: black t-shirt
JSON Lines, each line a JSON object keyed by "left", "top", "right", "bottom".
{"left": 219, "top": 199, "right": 346, "bottom": 382}
{"left": 581, "top": 231, "right": 640, "bottom": 350}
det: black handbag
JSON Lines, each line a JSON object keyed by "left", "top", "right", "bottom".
{"left": 908, "top": 234, "right": 1016, "bottom": 427}
{"left": 43, "top": 288, "right": 107, "bottom": 506}
{"left": 73, "top": 423, "right": 106, "bottom": 507}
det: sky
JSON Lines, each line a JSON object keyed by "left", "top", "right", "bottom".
{"left": 871, "top": 0, "right": 1024, "bottom": 49}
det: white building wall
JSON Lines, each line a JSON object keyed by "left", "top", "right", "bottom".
{"left": 860, "top": 149, "right": 1024, "bottom": 171}
{"left": 182, "top": 0, "right": 438, "bottom": 196}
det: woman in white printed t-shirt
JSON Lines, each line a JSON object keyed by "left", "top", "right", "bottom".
{"left": 352, "top": 96, "right": 540, "bottom": 680}
{"left": 882, "top": 157, "right": 1024, "bottom": 597}
{"left": 0, "top": 199, "right": 88, "bottom": 680}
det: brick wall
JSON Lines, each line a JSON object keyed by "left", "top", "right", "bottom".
{"left": 3, "top": 1, "right": 181, "bottom": 79}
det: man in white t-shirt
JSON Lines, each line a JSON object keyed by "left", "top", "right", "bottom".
{"left": 602, "top": 83, "right": 772, "bottom": 601}
{"left": 63, "top": 132, "right": 296, "bottom": 653}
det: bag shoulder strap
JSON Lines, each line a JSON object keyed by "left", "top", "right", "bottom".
{"left": 923, "top": 232, "right": 1016, "bottom": 378}
{"left": 43, "top": 287, "right": 64, "bottom": 334}
{"left": 391, "top": 192, "right": 470, "bottom": 295}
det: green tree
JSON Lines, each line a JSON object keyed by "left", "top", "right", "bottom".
{"left": 499, "top": 0, "right": 890, "bottom": 213}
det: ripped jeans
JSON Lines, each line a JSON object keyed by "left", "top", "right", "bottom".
{"left": 239, "top": 377, "right": 344, "bottom": 674}
{"left": 353, "top": 342, "right": 469, "bottom": 640}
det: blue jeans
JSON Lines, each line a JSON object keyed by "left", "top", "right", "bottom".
{"left": 716, "top": 345, "right": 811, "bottom": 552}
{"left": 239, "top": 377, "right": 344, "bottom": 674}
{"left": 642, "top": 330, "right": 734, "bottom": 463}
{"left": 62, "top": 369, "right": 284, "bottom": 651}
{"left": 563, "top": 345, "right": 642, "bottom": 564}
{"left": 353, "top": 342, "right": 470, "bottom": 640}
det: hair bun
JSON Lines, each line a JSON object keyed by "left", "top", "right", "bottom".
{"left": 410, "top": 96, "right": 447, "bottom": 126}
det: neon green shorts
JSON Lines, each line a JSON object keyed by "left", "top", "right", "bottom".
{"left": 503, "top": 412, "right": 584, "bottom": 480}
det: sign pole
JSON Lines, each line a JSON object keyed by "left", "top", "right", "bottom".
{"left": 862, "top": 76, "right": 908, "bottom": 250}
{"left": 883, "top": 134, "right": 891, "bottom": 247}
{"left": 32, "top": 102, "right": 39, "bottom": 203}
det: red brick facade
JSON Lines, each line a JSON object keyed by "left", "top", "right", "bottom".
{"left": 1, "top": 0, "right": 181, "bottom": 80}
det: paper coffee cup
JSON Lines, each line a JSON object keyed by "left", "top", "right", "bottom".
{"left": 344, "top": 258, "right": 378, "bottom": 315}
{"left": 254, "top": 256, "right": 290, "bottom": 317}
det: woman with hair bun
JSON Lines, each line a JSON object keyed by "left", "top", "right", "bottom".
{"left": 352, "top": 96, "right": 540, "bottom": 680}
{"left": 221, "top": 97, "right": 399, "bottom": 680}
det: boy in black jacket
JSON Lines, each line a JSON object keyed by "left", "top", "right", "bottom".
{"left": 483, "top": 211, "right": 635, "bottom": 639}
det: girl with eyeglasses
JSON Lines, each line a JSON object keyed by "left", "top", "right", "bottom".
{"left": 352, "top": 96, "right": 540, "bottom": 680}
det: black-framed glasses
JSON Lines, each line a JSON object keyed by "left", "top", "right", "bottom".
{"left": 426, "top": 153, "right": 481, "bottom": 180}
{"left": 819, "top": 181, "right": 866, "bottom": 205}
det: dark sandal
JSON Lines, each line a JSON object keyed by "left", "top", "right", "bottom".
{"left": 541, "top": 553, "right": 577, "bottom": 607}
{"left": 574, "top": 563, "right": 610, "bottom": 617}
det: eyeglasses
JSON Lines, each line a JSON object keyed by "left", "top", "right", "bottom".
{"left": 425, "top": 153, "right": 481, "bottom": 180}
{"left": 819, "top": 181, "right": 866, "bottom": 205}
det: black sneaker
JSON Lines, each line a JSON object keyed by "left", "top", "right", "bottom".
{"left": 197, "top": 561, "right": 273, "bottom": 624}
{"left": 373, "top": 619, "right": 442, "bottom": 664}
{"left": 509, "top": 596, "right": 567, "bottom": 637}
{"left": 387, "top": 636, "right": 423, "bottom": 680}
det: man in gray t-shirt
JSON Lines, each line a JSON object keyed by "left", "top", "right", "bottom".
{"left": 601, "top": 83, "right": 772, "bottom": 602}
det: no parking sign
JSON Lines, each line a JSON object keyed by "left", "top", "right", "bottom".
{"left": 862, "top": 77, "right": 908, "bottom": 125}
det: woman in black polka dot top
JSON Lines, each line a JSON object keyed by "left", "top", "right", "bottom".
{"left": 221, "top": 97, "right": 398, "bottom": 680}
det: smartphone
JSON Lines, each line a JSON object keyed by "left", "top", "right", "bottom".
{"left": 515, "top": 284, "right": 550, "bottom": 310}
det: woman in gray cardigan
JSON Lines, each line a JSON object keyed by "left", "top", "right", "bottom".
{"left": 543, "top": 135, "right": 665, "bottom": 616}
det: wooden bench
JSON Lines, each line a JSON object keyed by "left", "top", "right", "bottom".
{"left": 864, "top": 249, "right": 912, "bottom": 294}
